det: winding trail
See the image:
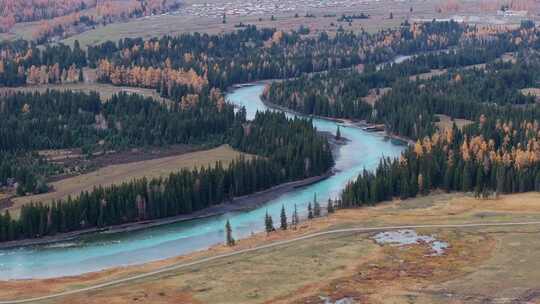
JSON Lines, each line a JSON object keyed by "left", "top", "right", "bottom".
{"left": 3, "top": 220, "right": 540, "bottom": 304}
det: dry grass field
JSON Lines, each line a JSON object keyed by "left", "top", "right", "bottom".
{"left": 2, "top": 192, "right": 540, "bottom": 303}
{"left": 8, "top": 145, "right": 249, "bottom": 216}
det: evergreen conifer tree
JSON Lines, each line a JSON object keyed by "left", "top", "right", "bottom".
{"left": 292, "top": 204, "right": 299, "bottom": 229}
{"left": 264, "top": 210, "right": 275, "bottom": 233}
{"left": 280, "top": 205, "right": 288, "bottom": 230}
{"left": 307, "top": 202, "right": 313, "bottom": 219}
{"left": 313, "top": 194, "right": 321, "bottom": 217}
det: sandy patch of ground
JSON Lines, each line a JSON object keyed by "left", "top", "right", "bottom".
{"left": 521, "top": 88, "right": 540, "bottom": 103}
{"left": 435, "top": 114, "right": 474, "bottom": 131}
{"left": 8, "top": 145, "right": 248, "bottom": 215}
{"left": 409, "top": 69, "right": 448, "bottom": 81}
{"left": 501, "top": 52, "right": 517, "bottom": 64}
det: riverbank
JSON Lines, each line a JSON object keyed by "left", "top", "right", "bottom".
{"left": 257, "top": 90, "right": 413, "bottom": 147}
{"left": 0, "top": 171, "right": 333, "bottom": 250}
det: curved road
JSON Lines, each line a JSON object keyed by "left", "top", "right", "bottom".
{"left": 3, "top": 220, "right": 540, "bottom": 304}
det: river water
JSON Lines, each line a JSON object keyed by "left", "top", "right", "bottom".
{"left": 0, "top": 84, "right": 404, "bottom": 280}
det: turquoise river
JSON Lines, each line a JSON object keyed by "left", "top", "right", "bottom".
{"left": 0, "top": 84, "right": 405, "bottom": 280}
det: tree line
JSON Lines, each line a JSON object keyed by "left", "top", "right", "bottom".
{"left": 341, "top": 121, "right": 540, "bottom": 207}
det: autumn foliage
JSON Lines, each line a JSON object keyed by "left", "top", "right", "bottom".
{"left": 97, "top": 59, "right": 207, "bottom": 94}
{"left": 0, "top": 0, "right": 93, "bottom": 32}
{"left": 1, "top": 0, "right": 181, "bottom": 42}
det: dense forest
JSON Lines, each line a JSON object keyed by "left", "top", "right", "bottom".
{"left": 1, "top": 21, "right": 469, "bottom": 90}
{"left": 341, "top": 119, "right": 540, "bottom": 207}
{"left": 373, "top": 60, "right": 539, "bottom": 139}
{"left": 337, "top": 51, "right": 540, "bottom": 208}
{"left": 89, "top": 21, "right": 469, "bottom": 95}
{"left": 0, "top": 86, "right": 332, "bottom": 191}
{"left": 264, "top": 24, "right": 540, "bottom": 139}
{"left": 0, "top": 88, "right": 333, "bottom": 241}
{"left": 0, "top": 40, "right": 86, "bottom": 86}
{"left": 0, "top": 89, "right": 236, "bottom": 152}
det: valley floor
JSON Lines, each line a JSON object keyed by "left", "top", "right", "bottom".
{"left": 2, "top": 192, "right": 540, "bottom": 303}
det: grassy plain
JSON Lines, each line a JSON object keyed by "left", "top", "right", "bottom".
{"left": 8, "top": 145, "right": 248, "bottom": 216}
{"left": 2, "top": 192, "right": 540, "bottom": 303}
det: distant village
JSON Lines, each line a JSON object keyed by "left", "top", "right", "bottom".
{"left": 171, "top": 0, "right": 376, "bottom": 19}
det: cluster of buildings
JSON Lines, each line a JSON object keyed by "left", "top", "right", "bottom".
{"left": 171, "top": 0, "right": 375, "bottom": 19}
